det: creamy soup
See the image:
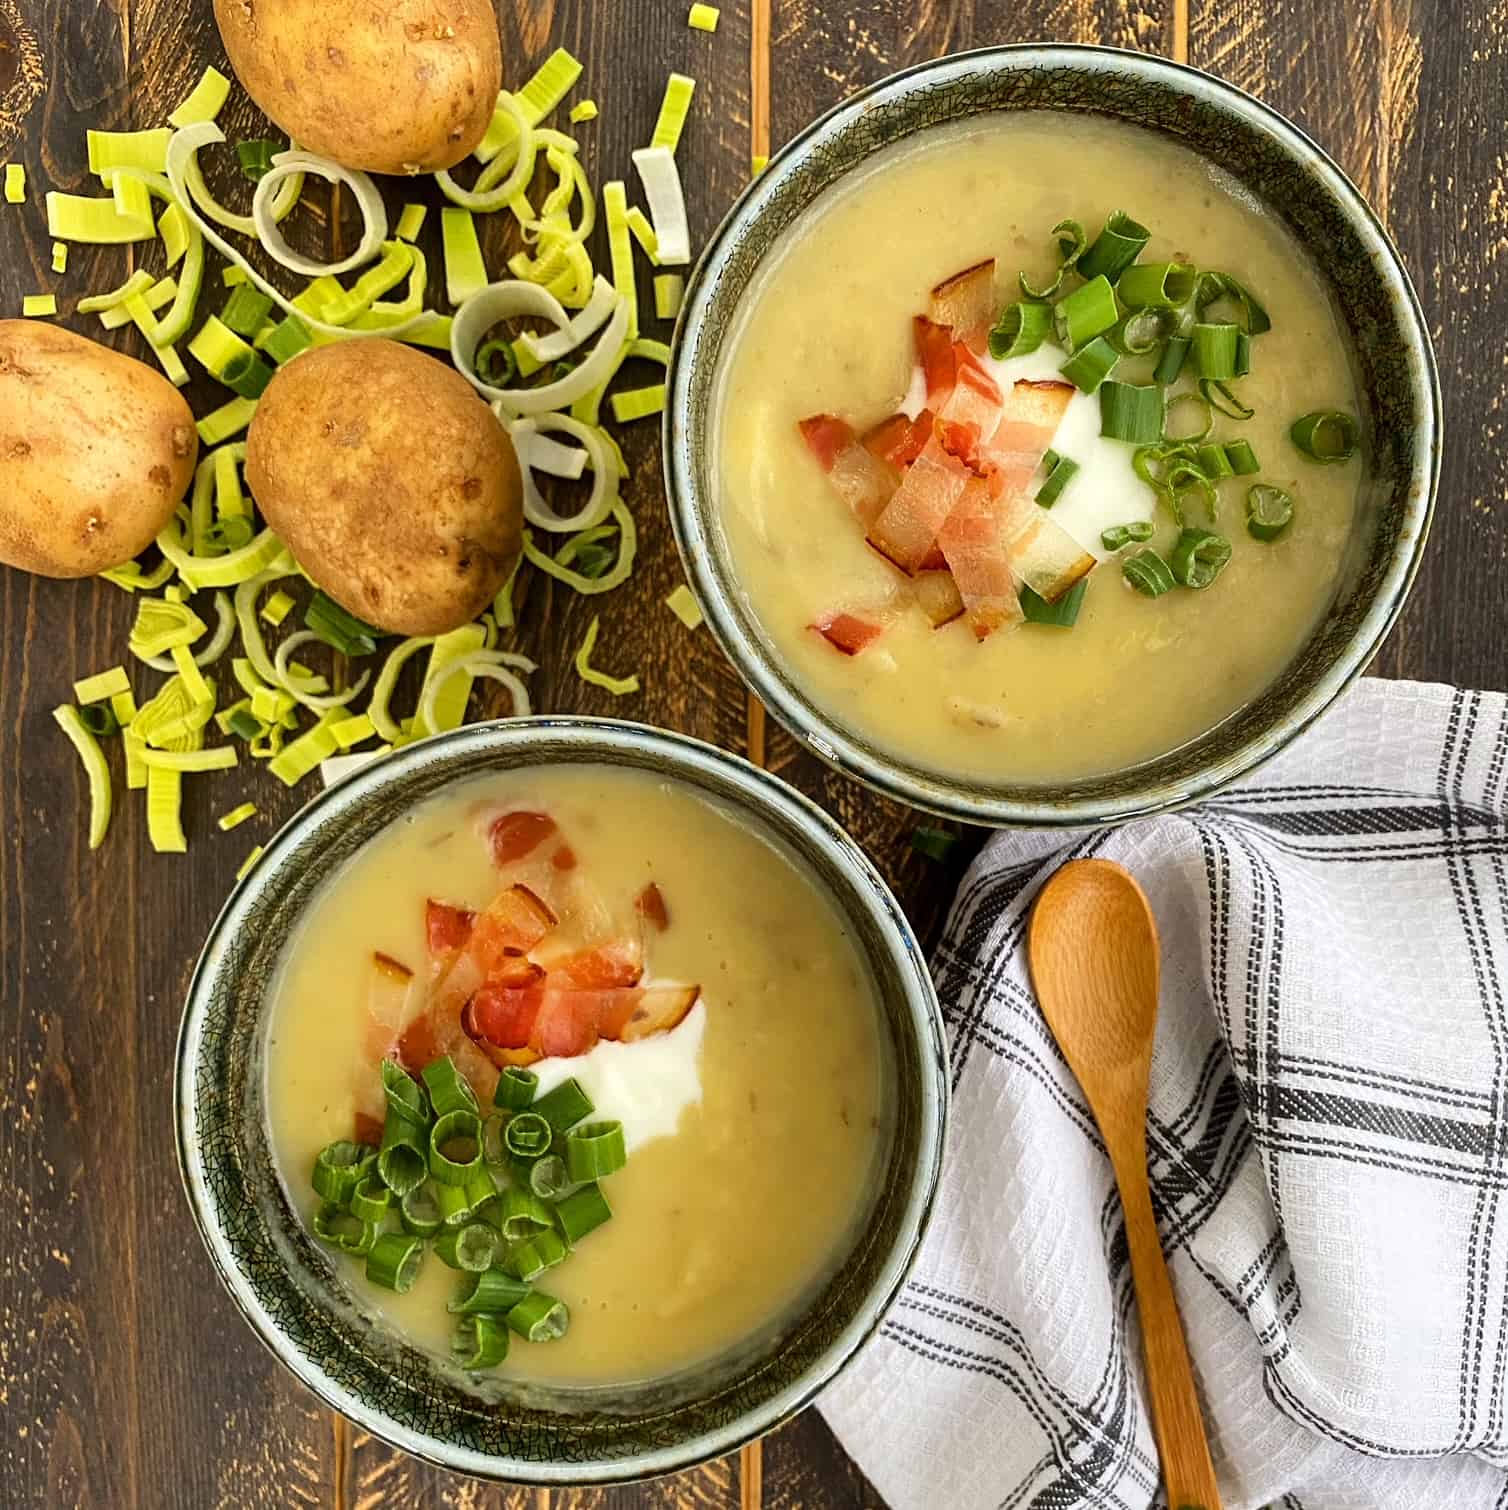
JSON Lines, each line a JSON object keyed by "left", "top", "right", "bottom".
{"left": 266, "top": 765, "right": 885, "bottom": 1385}
{"left": 716, "top": 114, "right": 1362, "bottom": 783}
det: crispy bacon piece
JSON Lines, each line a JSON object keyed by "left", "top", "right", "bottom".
{"left": 913, "top": 570, "right": 965, "bottom": 628}
{"left": 636, "top": 882, "right": 670, "bottom": 932}
{"left": 354, "top": 1111, "right": 385, "bottom": 1146}
{"left": 866, "top": 436, "right": 974, "bottom": 573}
{"left": 488, "top": 810, "right": 558, "bottom": 867}
{"left": 938, "top": 476, "right": 1028, "bottom": 641}
{"left": 1000, "top": 486, "right": 1098, "bottom": 602}
{"left": 977, "top": 378, "right": 1075, "bottom": 496}
{"left": 620, "top": 985, "right": 701, "bottom": 1042}
{"left": 929, "top": 259, "right": 997, "bottom": 352}
{"left": 395, "top": 1012, "right": 442, "bottom": 1074}
{"left": 552, "top": 844, "right": 577, "bottom": 871}
{"left": 941, "top": 355, "right": 1005, "bottom": 437}
{"left": 425, "top": 900, "right": 475, "bottom": 957}
{"left": 862, "top": 410, "right": 934, "bottom": 469}
{"left": 799, "top": 413, "right": 900, "bottom": 528}
{"left": 557, "top": 941, "right": 645, "bottom": 989}
{"left": 914, "top": 316, "right": 958, "bottom": 409}
{"left": 469, "top": 884, "right": 557, "bottom": 970}
{"left": 362, "top": 950, "right": 414, "bottom": 1064}
{"left": 464, "top": 962, "right": 547, "bottom": 1048}
{"left": 812, "top": 611, "right": 886, "bottom": 656}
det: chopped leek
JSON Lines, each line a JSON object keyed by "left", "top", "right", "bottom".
{"left": 98, "top": 275, "right": 174, "bottom": 329}
{"left": 609, "top": 384, "right": 665, "bottom": 423}
{"left": 665, "top": 584, "right": 703, "bottom": 629}
{"left": 140, "top": 745, "right": 238, "bottom": 773}
{"left": 88, "top": 128, "right": 171, "bottom": 176}
{"left": 654, "top": 273, "right": 684, "bottom": 320}
{"left": 22, "top": 295, "right": 56, "bottom": 317}
{"left": 129, "top": 597, "right": 206, "bottom": 659}
{"left": 413, "top": 625, "right": 488, "bottom": 736}
{"left": 196, "top": 395, "right": 257, "bottom": 446}
{"left": 751, "top": 154, "right": 768, "bottom": 175}
{"left": 574, "top": 616, "right": 639, "bottom": 695}
{"left": 515, "top": 48, "right": 583, "bottom": 129}
{"left": 73, "top": 666, "right": 131, "bottom": 704}
{"left": 236, "top": 845, "right": 264, "bottom": 881}
{"left": 47, "top": 188, "right": 154, "bottom": 243}
{"left": 50, "top": 242, "right": 67, "bottom": 273}
{"left": 441, "top": 208, "right": 487, "bottom": 306}
{"left": 4, "top": 164, "right": 24, "bottom": 204}
{"left": 624, "top": 207, "right": 659, "bottom": 263}
{"left": 569, "top": 100, "right": 598, "bottom": 124}
{"left": 330, "top": 714, "right": 374, "bottom": 749}
{"left": 52, "top": 706, "right": 112, "bottom": 849}
{"left": 78, "top": 269, "right": 154, "bottom": 314}
{"left": 631, "top": 145, "right": 691, "bottom": 264}
{"left": 688, "top": 2, "right": 720, "bottom": 27}
{"left": 394, "top": 202, "right": 427, "bottom": 242}
{"left": 603, "top": 181, "right": 637, "bottom": 343}
{"left": 169, "top": 66, "right": 232, "bottom": 127}
{"left": 259, "top": 590, "right": 295, "bottom": 628}
{"left": 650, "top": 73, "right": 696, "bottom": 154}
{"left": 146, "top": 764, "right": 186, "bottom": 853}
{"left": 218, "top": 802, "right": 257, "bottom": 831}
{"left": 268, "top": 716, "right": 342, "bottom": 787}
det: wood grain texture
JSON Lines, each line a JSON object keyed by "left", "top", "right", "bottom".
{"left": 1, "top": 0, "right": 1504, "bottom": 1505}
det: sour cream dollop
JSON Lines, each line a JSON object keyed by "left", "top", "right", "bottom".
{"left": 529, "top": 1000, "right": 706, "bottom": 1154}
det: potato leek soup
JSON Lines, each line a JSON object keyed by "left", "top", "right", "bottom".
{"left": 265, "top": 765, "right": 884, "bottom": 1386}
{"left": 716, "top": 115, "right": 1363, "bottom": 783}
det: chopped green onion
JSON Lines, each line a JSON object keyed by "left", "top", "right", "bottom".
{"left": 499, "top": 1188, "right": 556, "bottom": 1241}
{"left": 392, "top": 1183, "right": 438, "bottom": 1239}
{"left": 1053, "top": 274, "right": 1117, "bottom": 350}
{"left": 910, "top": 826, "right": 960, "bottom": 863}
{"left": 1164, "top": 391, "right": 1213, "bottom": 443}
{"left": 220, "top": 283, "right": 273, "bottom": 338}
{"left": 1235, "top": 330, "right": 1252, "bottom": 377}
{"left": 654, "top": 273, "right": 684, "bottom": 320}
{"left": 988, "top": 300, "right": 1052, "bottom": 360}
{"left": 574, "top": 615, "right": 640, "bottom": 695}
{"left": 1169, "top": 527, "right": 1232, "bottom": 589}
{"left": 1201, "top": 378, "right": 1253, "bottom": 420}
{"left": 314, "top": 1202, "right": 376, "bottom": 1255}
{"left": 311, "top": 1140, "right": 369, "bottom": 1203}
{"left": 436, "top": 1180, "right": 473, "bottom": 1228}
{"left": 527, "top": 1153, "right": 572, "bottom": 1200}
{"left": 1076, "top": 210, "right": 1150, "bottom": 282}
{"left": 429, "top": 1109, "right": 483, "bottom": 1185}
{"left": 503, "top": 1110, "right": 552, "bottom": 1158}
{"left": 650, "top": 72, "right": 696, "bottom": 154}
{"left": 1100, "top": 520, "right": 1155, "bottom": 551}
{"left": 533, "top": 1078, "right": 594, "bottom": 1133}
{"left": 473, "top": 337, "right": 517, "bottom": 388}
{"left": 366, "top": 1232, "right": 424, "bottom": 1292}
{"left": 506, "top": 1291, "right": 570, "bottom": 1342}
{"left": 22, "top": 295, "right": 55, "bottom": 318}
{"left": 1195, "top": 441, "right": 1234, "bottom": 479}
{"left": 434, "top": 1221, "right": 499, "bottom": 1272}
{"left": 1122, "top": 549, "right": 1175, "bottom": 597}
{"left": 304, "top": 592, "right": 379, "bottom": 658}
{"left": 452, "top": 1313, "right": 510, "bottom": 1368}
{"left": 1058, "top": 335, "right": 1119, "bottom": 394}
{"left": 378, "top": 1113, "right": 428, "bottom": 1196}
{"left": 348, "top": 1173, "right": 392, "bottom": 1224}
{"left": 169, "top": 67, "right": 231, "bottom": 127}
{"left": 555, "top": 1182, "right": 613, "bottom": 1243}
{"left": 1164, "top": 460, "right": 1218, "bottom": 524}
{"left": 688, "top": 2, "right": 720, "bottom": 28}
{"left": 1035, "top": 450, "right": 1078, "bottom": 507}
{"left": 1290, "top": 410, "right": 1359, "bottom": 464}
{"left": 73, "top": 666, "right": 131, "bottom": 704}
{"left": 1117, "top": 261, "right": 1197, "bottom": 310}
{"left": 609, "top": 384, "right": 665, "bottom": 424}
{"left": 1154, "top": 334, "right": 1190, "bottom": 385}
{"left": 1099, "top": 381, "right": 1164, "bottom": 443}
{"left": 421, "top": 1056, "right": 480, "bottom": 1119}
{"left": 4, "top": 164, "right": 24, "bottom": 204}
{"left": 1246, "top": 484, "right": 1295, "bottom": 541}
{"left": 449, "top": 1268, "right": 529, "bottom": 1315}
{"left": 395, "top": 202, "right": 427, "bottom": 242}
{"left": 235, "top": 139, "right": 278, "bottom": 182}
{"left": 507, "top": 1229, "right": 568, "bottom": 1283}
{"left": 1192, "top": 322, "right": 1239, "bottom": 380}
{"left": 1019, "top": 578, "right": 1087, "bottom": 627}
{"left": 1108, "top": 307, "right": 1175, "bottom": 357}
{"left": 494, "top": 1066, "right": 539, "bottom": 1111}
{"left": 565, "top": 1121, "right": 626, "bottom": 1182}
{"left": 1225, "top": 439, "right": 1260, "bottom": 475}
{"left": 1018, "top": 218, "right": 1085, "bottom": 301}
{"left": 77, "top": 704, "right": 118, "bottom": 740}
{"left": 260, "top": 314, "right": 312, "bottom": 365}
{"left": 1196, "top": 270, "right": 1271, "bottom": 335}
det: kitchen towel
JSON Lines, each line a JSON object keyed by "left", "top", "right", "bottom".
{"left": 822, "top": 678, "right": 1508, "bottom": 1510}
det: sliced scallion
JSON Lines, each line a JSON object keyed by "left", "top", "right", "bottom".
{"left": 378, "top": 1113, "right": 428, "bottom": 1196}
{"left": 1163, "top": 391, "right": 1214, "bottom": 443}
{"left": 1196, "top": 442, "right": 1235, "bottom": 480}
{"left": 436, "top": 1180, "right": 473, "bottom": 1228}
{"left": 304, "top": 592, "right": 379, "bottom": 658}
{"left": 1036, "top": 450, "right": 1078, "bottom": 508}
{"left": 1058, "top": 335, "right": 1119, "bottom": 394}
{"left": 1116, "top": 261, "right": 1196, "bottom": 310}
{"left": 1154, "top": 335, "right": 1191, "bottom": 385}
{"left": 421, "top": 1056, "right": 480, "bottom": 1119}
{"left": 449, "top": 1267, "right": 529, "bottom": 1316}
{"left": 1099, "top": 381, "right": 1164, "bottom": 444}
{"left": 1100, "top": 520, "right": 1155, "bottom": 551}
{"left": 565, "top": 1121, "right": 626, "bottom": 1183}
{"left": 506, "top": 1291, "right": 570, "bottom": 1342}
{"left": 1290, "top": 410, "right": 1359, "bottom": 464}
{"left": 1053, "top": 274, "right": 1118, "bottom": 351}
{"left": 1192, "top": 322, "right": 1239, "bottom": 380}
{"left": 1018, "top": 217, "right": 1086, "bottom": 301}
{"left": 399, "top": 1183, "right": 443, "bottom": 1238}
{"left": 349, "top": 1173, "right": 393, "bottom": 1224}
{"left": 499, "top": 1188, "right": 556, "bottom": 1241}
{"left": 235, "top": 139, "right": 279, "bottom": 182}
{"left": 311, "top": 1140, "right": 368, "bottom": 1203}
{"left": 430, "top": 1109, "right": 483, "bottom": 1185}
{"left": 988, "top": 300, "right": 1052, "bottom": 359}
{"left": 1076, "top": 210, "right": 1150, "bottom": 282}
{"left": 1246, "top": 484, "right": 1295, "bottom": 541}
{"left": 527, "top": 1153, "right": 572, "bottom": 1200}
{"left": 434, "top": 1221, "right": 499, "bottom": 1273}
{"left": 1122, "top": 549, "right": 1175, "bottom": 598}
{"left": 1201, "top": 378, "right": 1254, "bottom": 421}
{"left": 555, "top": 1182, "right": 613, "bottom": 1243}
{"left": 494, "top": 1066, "right": 539, "bottom": 1111}
{"left": 452, "top": 1314, "right": 510, "bottom": 1369}
{"left": 1019, "top": 578, "right": 1087, "bottom": 628}
{"left": 314, "top": 1202, "right": 376, "bottom": 1255}
{"left": 366, "top": 1233, "right": 424, "bottom": 1292}
{"left": 1169, "top": 527, "right": 1232, "bottom": 589}
{"left": 502, "top": 1110, "right": 553, "bottom": 1158}
{"left": 1196, "top": 270, "right": 1271, "bottom": 335}
{"left": 508, "top": 1229, "right": 568, "bottom": 1283}
{"left": 533, "top": 1078, "right": 594, "bottom": 1133}
{"left": 1225, "top": 439, "right": 1261, "bottom": 475}
{"left": 1108, "top": 306, "right": 1174, "bottom": 356}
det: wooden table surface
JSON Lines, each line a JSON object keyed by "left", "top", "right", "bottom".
{"left": 1, "top": 0, "right": 1502, "bottom": 1504}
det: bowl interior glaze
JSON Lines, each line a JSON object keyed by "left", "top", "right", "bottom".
{"left": 176, "top": 719, "right": 945, "bottom": 1484}
{"left": 666, "top": 45, "right": 1440, "bottom": 826}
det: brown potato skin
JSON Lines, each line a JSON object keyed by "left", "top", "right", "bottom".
{"left": 0, "top": 321, "right": 198, "bottom": 578}
{"left": 246, "top": 341, "right": 521, "bottom": 636}
{"left": 213, "top": 0, "right": 500, "bottom": 175}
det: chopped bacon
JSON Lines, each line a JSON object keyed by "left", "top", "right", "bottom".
{"left": 976, "top": 379, "right": 1074, "bottom": 495}
{"left": 488, "top": 810, "right": 558, "bottom": 868}
{"left": 636, "top": 882, "right": 670, "bottom": 932}
{"left": 395, "top": 1012, "right": 442, "bottom": 1075}
{"left": 363, "top": 950, "right": 414, "bottom": 1063}
{"left": 468, "top": 884, "right": 557, "bottom": 970}
{"left": 866, "top": 435, "right": 974, "bottom": 573}
{"left": 934, "top": 417, "right": 985, "bottom": 472}
{"left": 620, "top": 985, "right": 701, "bottom": 1042}
{"left": 1001, "top": 488, "right": 1098, "bottom": 602}
{"left": 551, "top": 844, "right": 577, "bottom": 871}
{"left": 557, "top": 941, "right": 644, "bottom": 989}
{"left": 914, "top": 316, "right": 958, "bottom": 408}
{"left": 798, "top": 413, "right": 855, "bottom": 471}
{"left": 354, "top": 1111, "right": 385, "bottom": 1147}
{"left": 938, "top": 476, "right": 1028, "bottom": 641}
{"left": 941, "top": 355, "right": 1005, "bottom": 437}
{"left": 464, "top": 963, "right": 547, "bottom": 1050}
{"left": 812, "top": 611, "right": 886, "bottom": 656}
{"left": 929, "top": 260, "right": 997, "bottom": 352}
{"left": 913, "top": 570, "right": 965, "bottom": 628}
{"left": 425, "top": 900, "right": 475, "bottom": 957}
{"left": 800, "top": 413, "right": 901, "bottom": 528}
{"left": 862, "top": 410, "right": 934, "bottom": 469}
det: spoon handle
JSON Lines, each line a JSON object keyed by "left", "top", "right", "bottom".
{"left": 1116, "top": 1153, "right": 1222, "bottom": 1510}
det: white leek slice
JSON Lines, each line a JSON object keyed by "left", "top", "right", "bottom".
{"left": 179, "top": 137, "right": 303, "bottom": 238}
{"left": 507, "top": 413, "right": 616, "bottom": 533}
{"left": 631, "top": 147, "right": 692, "bottom": 265}
{"left": 320, "top": 750, "right": 389, "bottom": 787}
{"left": 517, "top": 429, "right": 588, "bottom": 480}
{"left": 521, "top": 500, "right": 637, "bottom": 594}
{"left": 517, "top": 276, "right": 617, "bottom": 364}
{"left": 273, "top": 630, "right": 371, "bottom": 712}
{"left": 417, "top": 651, "right": 534, "bottom": 732}
{"left": 437, "top": 93, "right": 537, "bottom": 214}
{"left": 252, "top": 152, "right": 387, "bottom": 277}
{"left": 450, "top": 280, "right": 630, "bottom": 413}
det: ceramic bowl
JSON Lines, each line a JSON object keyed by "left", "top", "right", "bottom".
{"left": 665, "top": 44, "right": 1441, "bottom": 826}
{"left": 175, "top": 718, "right": 945, "bottom": 1483}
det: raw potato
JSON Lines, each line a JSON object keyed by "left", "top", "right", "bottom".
{"left": 246, "top": 340, "right": 522, "bottom": 636}
{"left": 213, "top": 0, "right": 501, "bottom": 175}
{"left": 0, "top": 321, "right": 197, "bottom": 578}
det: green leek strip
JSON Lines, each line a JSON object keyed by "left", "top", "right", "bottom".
{"left": 1019, "top": 217, "right": 1085, "bottom": 301}
{"left": 1099, "top": 381, "right": 1164, "bottom": 443}
{"left": 158, "top": 515, "right": 286, "bottom": 592}
{"left": 21, "top": 294, "right": 55, "bottom": 318}
{"left": 1019, "top": 579, "right": 1087, "bottom": 628}
{"left": 564, "top": 1121, "right": 626, "bottom": 1182}
{"left": 609, "top": 383, "right": 664, "bottom": 423}
{"left": 625, "top": 207, "right": 659, "bottom": 264}
{"left": 1290, "top": 409, "right": 1359, "bottom": 463}
{"left": 441, "top": 208, "right": 487, "bottom": 305}
{"left": 139, "top": 745, "right": 237, "bottom": 773}
{"left": 52, "top": 707, "right": 112, "bottom": 849}
{"left": 650, "top": 72, "right": 696, "bottom": 154}
{"left": 653, "top": 273, "right": 684, "bottom": 320}
{"left": 78, "top": 269, "right": 154, "bottom": 314}
{"left": 1053, "top": 274, "right": 1117, "bottom": 350}
{"left": 235, "top": 845, "right": 265, "bottom": 881}
{"left": 573, "top": 616, "right": 640, "bottom": 695}
{"left": 129, "top": 596, "right": 206, "bottom": 659}
{"left": 515, "top": 48, "right": 584, "bottom": 130}
{"left": 394, "top": 202, "right": 427, "bottom": 242}
{"left": 88, "top": 128, "right": 171, "bottom": 177}
{"left": 51, "top": 242, "right": 67, "bottom": 273}
{"left": 319, "top": 242, "right": 415, "bottom": 326}
{"left": 1075, "top": 210, "right": 1151, "bottom": 282}
{"left": 665, "top": 583, "right": 703, "bottom": 629}
{"left": 989, "top": 300, "right": 1052, "bottom": 360}
{"left": 222, "top": 266, "right": 247, "bottom": 287}
{"left": 413, "top": 624, "right": 487, "bottom": 736}
{"left": 102, "top": 168, "right": 206, "bottom": 348}
{"left": 522, "top": 500, "right": 637, "bottom": 595}
{"left": 506, "top": 1291, "right": 569, "bottom": 1342}
{"left": 603, "top": 181, "right": 637, "bottom": 343}
{"left": 569, "top": 100, "right": 598, "bottom": 124}
{"left": 217, "top": 801, "right": 256, "bottom": 831}
{"left": 250, "top": 685, "right": 294, "bottom": 724}
{"left": 4, "top": 164, "right": 25, "bottom": 204}
{"left": 260, "top": 314, "right": 312, "bottom": 365}
{"left": 47, "top": 188, "right": 154, "bottom": 243}
{"left": 169, "top": 65, "right": 231, "bottom": 127}
{"left": 98, "top": 275, "right": 176, "bottom": 331}
{"left": 145, "top": 764, "right": 186, "bottom": 853}
{"left": 73, "top": 666, "right": 131, "bottom": 704}
{"left": 267, "top": 715, "right": 342, "bottom": 787}
{"left": 196, "top": 396, "right": 257, "bottom": 446}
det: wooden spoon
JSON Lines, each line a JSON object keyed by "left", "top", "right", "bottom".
{"left": 1028, "top": 859, "right": 1222, "bottom": 1510}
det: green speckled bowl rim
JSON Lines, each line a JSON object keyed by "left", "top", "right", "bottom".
{"left": 665, "top": 44, "right": 1442, "bottom": 827}
{"left": 175, "top": 717, "right": 945, "bottom": 1484}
